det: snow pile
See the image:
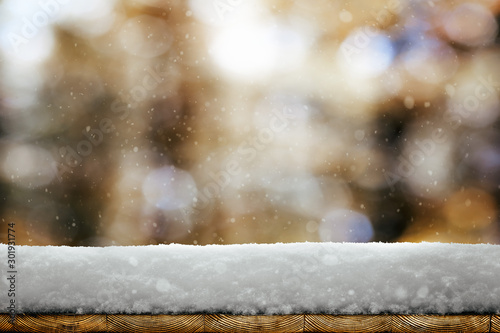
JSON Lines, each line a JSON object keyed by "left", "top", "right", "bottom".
{"left": 1, "top": 242, "right": 500, "bottom": 314}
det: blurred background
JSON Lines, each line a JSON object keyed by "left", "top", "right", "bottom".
{"left": 0, "top": 0, "right": 499, "bottom": 246}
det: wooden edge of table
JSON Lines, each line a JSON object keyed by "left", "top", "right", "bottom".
{"left": 0, "top": 313, "right": 498, "bottom": 333}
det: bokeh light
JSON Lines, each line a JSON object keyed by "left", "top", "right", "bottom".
{"left": 338, "top": 27, "right": 395, "bottom": 79}
{"left": 1, "top": 144, "right": 56, "bottom": 188}
{"left": 319, "top": 209, "right": 374, "bottom": 243}
{"left": 442, "top": 2, "right": 498, "bottom": 48}
{"left": 0, "top": 0, "right": 499, "bottom": 246}
{"left": 142, "top": 166, "right": 197, "bottom": 211}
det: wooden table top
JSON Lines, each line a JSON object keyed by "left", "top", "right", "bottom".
{"left": 1, "top": 313, "right": 499, "bottom": 332}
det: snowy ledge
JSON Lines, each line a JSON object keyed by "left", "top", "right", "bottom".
{"left": 1, "top": 242, "right": 500, "bottom": 316}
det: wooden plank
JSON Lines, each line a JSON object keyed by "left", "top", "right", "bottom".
{"left": 304, "top": 314, "right": 390, "bottom": 333}
{"left": 0, "top": 314, "right": 14, "bottom": 332}
{"left": 106, "top": 314, "right": 204, "bottom": 333}
{"left": 1, "top": 313, "right": 497, "bottom": 332}
{"left": 13, "top": 314, "right": 106, "bottom": 333}
{"left": 491, "top": 315, "right": 500, "bottom": 333}
{"left": 392, "top": 314, "right": 490, "bottom": 333}
{"left": 205, "top": 314, "right": 303, "bottom": 333}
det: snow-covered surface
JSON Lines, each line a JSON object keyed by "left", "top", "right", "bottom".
{"left": 1, "top": 242, "right": 500, "bottom": 315}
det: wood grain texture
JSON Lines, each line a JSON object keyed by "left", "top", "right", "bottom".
{"left": 106, "top": 314, "right": 203, "bottom": 333}
{"left": 0, "top": 314, "right": 14, "bottom": 332}
{"left": 1, "top": 313, "right": 498, "bottom": 332}
{"left": 13, "top": 314, "right": 106, "bottom": 333}
{"left": 491, "top": 315, "right": 500, "bottom": 333}
{"left": 305, "top": 314, "right": 390, "bottom": 333}
{"left": 205, "top": 314, "right": 303, "bottom": 333}
{"left": 392, "top": 314, "right": 490, "bottom": 333}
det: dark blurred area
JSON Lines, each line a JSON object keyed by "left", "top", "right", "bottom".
{"left": 0, "top": 0, "right": 500, "bottom": 246}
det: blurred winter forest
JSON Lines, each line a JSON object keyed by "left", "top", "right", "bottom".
{"left": 0, "top": 0, "right": 500, "bottom": 246}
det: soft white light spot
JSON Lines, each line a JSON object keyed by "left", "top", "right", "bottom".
{"left": 443, "top": 3, "right": 498, "bottom": 47}
{"left": 339, "top": 10, "right": 353, "bottom": 23}
{"left": 210, "top": 23, "right": 307, "bottom": 81}
{"left": 119, "top": 15, "right": 173, "bottom": 58}
{"left": 402, "top": 38, "right": 458, "bottom": 84}
{"left": 55, "top": 0, "right": 117, "bottom": 37}
{"left": 354, "top": 130, "right": 365, "bottom": 141}
{"left": 445, "top": 84, "right": 456, "bottom": 96}
{"left": 142, "top": 166, "right": 197, "bottom": 211}
{"left": 404, "top": 96, "right": 415, "bottom": 109}
{"left": 210, "top": 24, "right": 275, "bottom": 79}
{"left": 306, "top": 220, "right": 318, "bottom": 233}
{"left": 188, "top": 0, "right": 252, "bottom": 26}
{"left": 338, "top": 27, "right": 395, "bottom": 78}
{"left": 2, "top": 144, "right": 56, "bottom": 188}
{"left": 319, "top": 209, "right": 374, "bottom": 242}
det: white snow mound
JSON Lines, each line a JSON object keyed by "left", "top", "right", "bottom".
{"left": 1, "top": 242, "right": 500, "bottom": 314}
